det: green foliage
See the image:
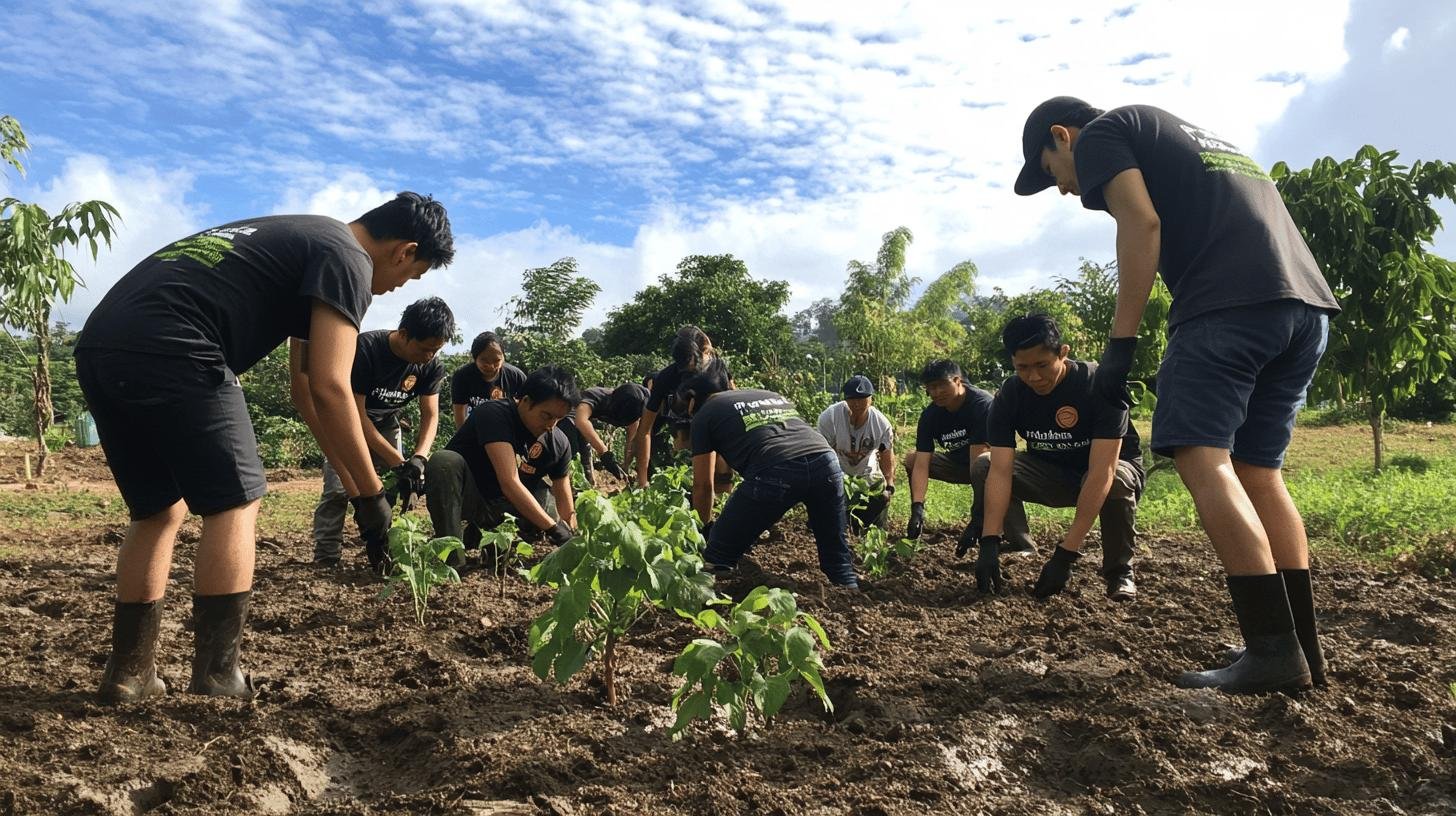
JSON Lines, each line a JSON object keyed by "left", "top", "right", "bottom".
{"left": 379, "top": 514, "right": 464, "bottom": 625}
{"left": 504, "top": 257, "right": 600, "bottom": 343}
{"left": 42, "top": 424, "right": 69, "bottom": 452}
{"left": 1273, "top": 146, "right": 1456, "bottom": 470}
{"left": 250, "top": 408, "right": 323, "bottom": 468}
{"left": 597, "top": 254, "right": 794, "bottom": 369}
{"left": 1053, "top": 259, "right": 1171, "bottom": 380}
{"left": 527, "top": 490, "right": 717, "bottom": 703}
{"left": 476, "top": 513, "right": 533, "bottom": 600}
{"left": 669, "top": 586, "right": 832, "bottom": 737}
{"left": 844, "top": 475, "right": 921, "bottom": 576}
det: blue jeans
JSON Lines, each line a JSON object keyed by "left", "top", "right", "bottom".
{"left": 705, "top": 451, "right": 858, "bottom": 587}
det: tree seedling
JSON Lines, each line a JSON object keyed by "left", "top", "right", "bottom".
{"left": 379, "top": 514, "right": 463, "bottom": 625}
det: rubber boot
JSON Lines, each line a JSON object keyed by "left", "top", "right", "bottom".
{"left": 188, "top": 591, "right": 255, "bottom": 699}
{"left": 98, "top": 599, "right": 167, "bottom": 704}
{"left": 1218, "top": 569, "right": 1327, "bottom": 685}
{"left": 1176, "top": 574, "right": 1311, "bottom": 694}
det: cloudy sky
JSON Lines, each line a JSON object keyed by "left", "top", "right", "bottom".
{"left": 2, "top": 0, "right": 1452, "bottom": 342}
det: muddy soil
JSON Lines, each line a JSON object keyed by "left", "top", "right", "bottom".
{"left": 1, "top": 485, "right": 1454, "bottom": 814}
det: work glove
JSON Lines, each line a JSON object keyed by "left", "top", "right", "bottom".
{"left": 391, "top": 455, "right": 428, "bottom": 510}
{"left": 1094, "top": 337, "right": 1139, "bottom": 411}
{"left": 975, "top": 535, "right": 1007, "bottom": 594}
{"left": 597, "top": 450, "right": 627, "bottom": 480}
{"left": 906, "top": 502, "right": 926, "bottom": 540}
{"left": 1032, "top": 546, "right": 1083, "bottom": 599}
{"left": 955, "top": 525, "right": 981, "bottom": 558}
{"left": 544, "top": 520, "right": 575, "bottom": 547}
{"left": 351, "top": 491, "right": 393, "bottom": 576}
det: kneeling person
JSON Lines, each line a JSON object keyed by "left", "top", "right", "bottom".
{"left": 817, "top": 375, "right": 895, "bottom": 530}
{"left": 973, "top": 314, "right": 1145, "bottom": 598}
{"left": 679, "top": 373, "right": 859, "bottom": 589}
{"left": 558, "top": 382, "right": 649, "bottom": 485}
{"left": 311, "top": 297, "right": 453, "bottom": 567}
{"left": 427, "top": 366, "right": 579, "bottom": 559}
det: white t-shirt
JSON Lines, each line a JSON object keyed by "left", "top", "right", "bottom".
{"left": 816, "top": 402, "right": 894, "bottom": 478}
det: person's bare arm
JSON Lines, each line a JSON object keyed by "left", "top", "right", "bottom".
{"left": 414, "top": 394, "right": 440, "bottom": 457}
{"left": 1061, "top": 439, "right": 1122, "bottom": 553}
{"left": 981, "top": 447, "right": 1016, "bottom": 537}
{"left": 1103, "top": 168, "right": 1162, "bottom": 338}
{"left": 630, "top": 408, "right": 657, "bottom": 487}
{"left": 878, "top": 448, "right": 896, "bottom": 488}
{"left": 355, "top": 394, "right": 405, "bottom": 467}
{"left": 551, "top": 477, "right": 576, "bottom": 529}
{"left": 574, "top": 403, "right": 610, "bottom": 455}
{"left": 292, "top": 304, "right": 380, "bottom": 496}
{"left": 969, "top": 443, "right": 990, "bottom": 461}
{"left": 910, "top": 451, "right": 931, "bottom": 503}
{"left": 485, "top": 441, "right": 556, "bottom": 532}
{"left": 692, "top": 452, "right": 716, "bottom": 526}
{"left": 452, "top": 402, "right": 468, "bottom": 432}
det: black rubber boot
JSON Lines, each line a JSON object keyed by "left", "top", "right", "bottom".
{"left": 1176, "top": 574, "right": 1311, "bottom": 694}
{"left": 188, "top": 591, "right": 255, "bottom": 699}
{"left": 98, "top": 599, "right": 167, "bottom": 704}
{"left": 1219, "top": 569, "right": 1327, "bottom": 685}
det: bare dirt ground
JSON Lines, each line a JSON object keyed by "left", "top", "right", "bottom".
{"left": 0, "top": 449, "right": 1454, "bottom": 814}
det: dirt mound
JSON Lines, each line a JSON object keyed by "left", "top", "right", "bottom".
{"left": 0, "top": 518, "right": 1453, "bottom": 814}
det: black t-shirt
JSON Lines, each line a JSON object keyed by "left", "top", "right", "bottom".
{"left": 915, "top": 386, "right": 994, "bottom": 464}
{"left": 1073, "top": 105, "right": 1340, "bottom": 328}
{"left": 690, "top": 389, "right": 828, "bottom": 477}
{"left": 445, "top": 399, "right": 570, "bottom": 501}
{"left": 645, "top": 355, "right": 733, "bottom": 413}
{"left": 350, "top": 330, "right": 445, "bottom": 422}
{"left": 580, "top": 384, "right": 648, "bottom": 428}
{"left": 987, "top": 361, "right": 1142, "bottom": 474}
{"left": 450, "top": 362, "right": 527, "bottom": 413}
{"left": 78, "top": 216, "right": 373, "bottom": 374}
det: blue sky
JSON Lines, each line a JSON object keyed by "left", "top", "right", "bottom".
{"left": 2, "top": 0, "right": 1453, "bottom": 341}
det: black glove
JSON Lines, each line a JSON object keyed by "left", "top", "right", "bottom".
{"left": 975, "top": 535, "right": 1007, "bottom": 594}
{"left": 955, "top": 526, "right": 980, "bottom": 558}
{"left": 1094, "top": 337, "right": 1139, "bottom": 410}
{"left": 1032, "top": 546, "right": 1083, "bottom": 599}
{"left": 906, "top": 502, "right": 926, "bottom": 540}
{"left": 365, "top": 537, "right": 392, "bottom": 576}
{"left": 597, "top": 450, "right": 626, "bottom": 480}
{"left": 402, "top": 454, "right": 427, "bottom": 486}
{"left": 352, "top": 491, "right": 392, "bottom": 542}
{"left": 544, "top": 520, "right": 574, "bottom": 546}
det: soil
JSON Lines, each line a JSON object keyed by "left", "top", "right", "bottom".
{"left": 1, "top": 472, "right": 1455, "bottom": 814}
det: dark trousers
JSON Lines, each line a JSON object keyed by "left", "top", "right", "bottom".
{"left": 705, "top": 451, "right": 857, "bottom": 586}
{"left": 970, "top": 451, "right": 1145, "bottom": 577}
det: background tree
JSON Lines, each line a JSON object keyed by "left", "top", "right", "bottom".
{"left": 597, "top": 254, "right": 793, "bottom": 369}
{"left": 1273, "top": 146, "right": 1456, "bottom": 471}
{"left": 0, "top": 115, "right": 121, "bottom": 476}
{"left": 503, "top": 257, "right": 600, "bottom": 344}
{"left": 1054, "top": 259, "right": 1171, "bottom": 393}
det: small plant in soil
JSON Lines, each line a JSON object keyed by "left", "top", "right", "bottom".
{"left": 476, "top": 513, "right": 533, "bottom": 600}
{"left": 379, "top": 514, "right": 463, "bottom": 625}
{"left": 669, "top": 585, "right": 833, "bottom": 738}
{"left": 843, "top": 475, "right": 920, "bottom": 577}
{"left": 528, "top": 490, "right": 716, "bottom": 704}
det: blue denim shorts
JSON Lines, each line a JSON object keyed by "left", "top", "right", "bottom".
{"left": 1151, "top": 300, "right": 1329, "bottom": 468}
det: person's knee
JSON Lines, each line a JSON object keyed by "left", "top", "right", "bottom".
{"left": 134, "top": 500, "right": 187, "bottom": 530}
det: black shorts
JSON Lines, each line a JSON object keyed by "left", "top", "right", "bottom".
{"left": 76, "top": 349, "right": 267, "bottom": 520}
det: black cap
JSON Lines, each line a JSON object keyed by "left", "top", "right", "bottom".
{"left": 842, "top": 375, "right": 874, "bottom": 399}
{"left": 1015, "top": 96, "right": 1101, "bottom": 196}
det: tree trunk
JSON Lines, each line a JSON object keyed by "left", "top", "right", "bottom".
{"left": 1369, "top": 401, "right": 1384, "bottom": 473}
{"left": 603, "top": 629, "right": 618, "bottom": 706}
{"left": 31, "top": 318, "right": 52, "bottom": 478}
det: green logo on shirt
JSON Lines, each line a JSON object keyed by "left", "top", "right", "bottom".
{"left": 152, "top": 225, "right": 258, "bottom": 268}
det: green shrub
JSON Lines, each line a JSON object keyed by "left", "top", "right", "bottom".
{"left": 252, "top": 412, "right": 323, "bottom": 469}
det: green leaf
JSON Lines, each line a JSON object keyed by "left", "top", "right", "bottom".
{"left": 801, "top": 613, "right": 832, "bottom": 650}
{"left": 672, "top": 638, "right": 727, "bottom": 684}
{"left": 761, "top": 672, "right": 793, "bottom": 718}
{"left": 784, "top": 627, "right": 815, "bottom": 669}
{"left": 552, "top": 638, "right": 592, "bottom": 682}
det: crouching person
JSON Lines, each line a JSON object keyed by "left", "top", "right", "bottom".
{"left": 558, "top": 381, "right": 649, "bottom": 485}
{"left": 677, "top": 371, "right": 860, "bottom": 590}
{"left": 426, "top": 366, "right": 579, "bottom": 565}
{"left": 971, "top": 314, "right": 1146, "bottom": 598}
{"left": 817, "top": 375, "right": 895, "bottom": 530}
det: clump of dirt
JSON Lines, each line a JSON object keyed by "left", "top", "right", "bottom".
{"left": 0, "top": 499, "right": 1453, "bottom": 814}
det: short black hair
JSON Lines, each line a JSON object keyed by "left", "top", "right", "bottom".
{"left": 1002, "top": 313, "right": 1062, "bottom": 356}
{"left": 920, "top": 359, "right": 963, "bottom": 384}
{"left": 675, "top": 359, "right": 732, "bottom": 414}
{"left": 1042, "top": 106, "right": 1104, "bottom": 153}
{"left": 520, "top": 365, "right": 581, "bottom": 406}
{"left": 608, "top": 382, "right": 649, "bottom": 421}
{"left": 398, "top": 296, "right": 455, "bottom": 342}
{"left": 671, "top": 325, "right": 712, "bottom": 372}
{"left": 640, "top": 372, "right": 655, "bottom": 389}
{"left": 353, "top": 191, "right": 455, "bottom": 268}
{"left": 470, "top": 331, "right": 503, "bottom": 359}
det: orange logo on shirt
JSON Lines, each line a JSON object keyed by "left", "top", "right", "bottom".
{"left": 401, "top": 374, "right": 417, "bottom": 391}
{"left": 490, "top": 386, "right": 504, "bottom": 399}
{"left": 528, "top": 441, "right": 544, "bottom": 459}
{"left": 1056, "top": 406, "right": 1079, "bottom": 429}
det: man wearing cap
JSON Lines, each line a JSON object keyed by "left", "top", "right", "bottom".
{"left": 971, "top": 314, "right": 1145, "bottom": 599}
{"left": 817, "top": 376, "right": 896, "bottom": 530}
{"left": 1014, "top": 97, "right": 1340, "bottom": 693}
{"left": 903, "top": 359, "right": 1035, "bottom": 554}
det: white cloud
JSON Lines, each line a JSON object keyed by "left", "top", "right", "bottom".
{"left": 1385, "top": 26, "right": 1411, "bottom": 53}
